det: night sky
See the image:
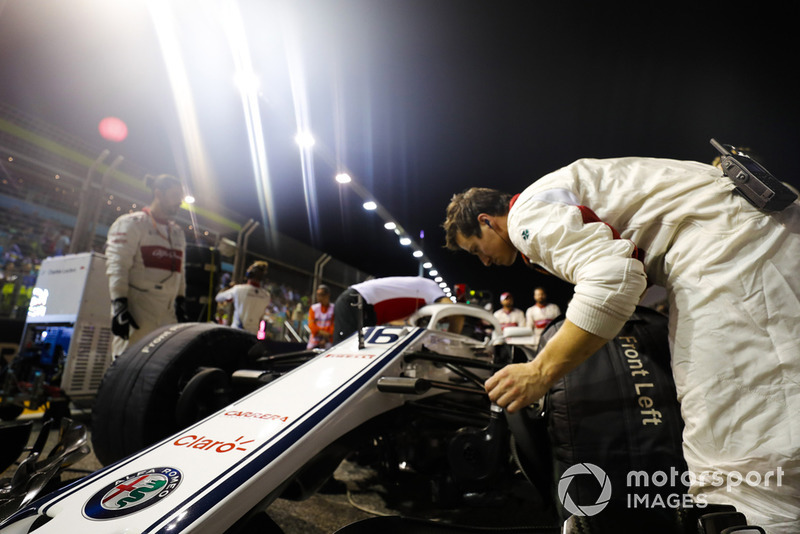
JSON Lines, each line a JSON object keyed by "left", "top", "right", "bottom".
{"left": 1, "top": 1, "right": 797, "bottom": 310}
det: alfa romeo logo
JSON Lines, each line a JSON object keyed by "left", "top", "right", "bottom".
{"left": 557, "top": 463, "right": 612, "bottom": 517}
{"left": 83, "top": 467, "right": 182, "bottom": 520}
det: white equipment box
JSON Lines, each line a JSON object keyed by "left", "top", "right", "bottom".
{"left": 22, "top": 252, "right": 112, "bottom": 405}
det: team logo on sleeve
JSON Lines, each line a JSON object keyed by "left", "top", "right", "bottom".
{"left": 83, "top": 467, "right": 182, "bottom": 520}
{"left": 521, "top": 229, "right": 530, "bottom": 241}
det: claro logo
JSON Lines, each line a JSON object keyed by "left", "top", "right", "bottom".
{"left": 173, "top": 434, "right": 254, "bottom": 453}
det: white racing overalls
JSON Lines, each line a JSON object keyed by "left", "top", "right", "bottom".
{"left": 526, "top": 302, "right": 561, "bottom": 347}
{"left": 106, "top": 208, "right": 186, "bottom": 357}
{"left": 214, "top": 283, "right": 271, "bottom": 334}
{"left": 507, "top": 157, "right": 800, "bottom": 533}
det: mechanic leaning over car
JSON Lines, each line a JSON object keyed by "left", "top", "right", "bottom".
{"left": 333, "top": 276, "right": 463, "bottom": 343}
{"left": 105, "top": 174, "right": 188, "bottom": 358}
{"left": 443, "top": 157, "right": 800, "bottom": 533}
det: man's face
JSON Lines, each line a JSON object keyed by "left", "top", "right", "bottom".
{"left": 316, "top": 289, "right": 330, "bottom": 305}
{"left": 157, "top": 186, "right": 184, "bottom": 217}
{"left": 456, "top": 229, "right": 517, "bottom": 267}
{"left": 534, "top": 289, "right": 546, "bottom": 305}
{"left": 502, "top": 296, "right": 514, "bottom": 309}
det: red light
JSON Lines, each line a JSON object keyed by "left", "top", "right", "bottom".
{"left": 98, "top": 116, "right": 128, "bottom": 142}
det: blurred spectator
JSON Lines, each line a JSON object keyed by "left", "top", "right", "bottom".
{"left": 53, "top": 229, "right": 71, "bottom": 256}
{"left": 493, "top": 292, "right": 525, "bottom": 331}
{"left": 214, "top": 261, "right": 271, "bottom": 334}
{"left": 525, "top": 286, "right": 561, "bottom": 348}
{"left": 307, "top": 284, "right": 334, "bottom": 349}
{"left": 2, "top": 241, "right": 22, "bottom": 265}
{"left": 290, "top": 300, "right": 304, "bottom": 331}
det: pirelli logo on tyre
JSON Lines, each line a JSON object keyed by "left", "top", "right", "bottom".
{"left": 83, "top": 467, "right": 182, "bottom": 520}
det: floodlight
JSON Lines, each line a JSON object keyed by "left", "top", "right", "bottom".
{"left": 294, "top": 131, "right": 315, "bottom": 148}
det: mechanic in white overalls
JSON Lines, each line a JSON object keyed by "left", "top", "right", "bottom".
{"left": 106, "top": 174, "right": 188, "bottom": 357}
{"left": 525, "top": 286, "right": 561, "bottom": 349}
{"left": 214, "top": 261, "right": 271, "bottom": 334}
{"left": 444, "top": 157, "right": 800, "bottom": 533}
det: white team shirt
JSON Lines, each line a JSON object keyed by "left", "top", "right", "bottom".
{"left": 215, "top": 283, "right": 271, "bottom": 334}
{"left": 525, "top": 302, "right": 561, "bottom": 336}
{"left": 493, "top": 307, "right": 526, "bottom": 330}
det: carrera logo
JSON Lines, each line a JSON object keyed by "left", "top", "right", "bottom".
{"left": 324, "top": 353, "right": 378, "bottom": 359}
{"left": 173, "top": 434, "right": 254, "bottom": 453}
{"left": 83, "top": 467, "right": 182, "bottom": 520}
{"left": 224, "top": 411, "right": 288, "bottom": 422}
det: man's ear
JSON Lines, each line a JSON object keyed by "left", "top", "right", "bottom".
{"left": 478, "top": 213, "right": 493, "bottom": 229}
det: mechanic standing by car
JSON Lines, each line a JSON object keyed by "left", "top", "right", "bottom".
{"left": 214, "top": 260, "right": 271, "bottom": 334}
{"left": 105, "top": 174, "right": 188, "bottom": 358}
{"left": 493, "top": 291, "right": 526, "bottom": 331}
{"left": 443, "top": 156, "right": 800, "bottom": 533}
{"left": 333, "top": 276, "right": 461, "bottom": 343}
{"left": 525, "top": 286, "right": 561, "bottom": 348}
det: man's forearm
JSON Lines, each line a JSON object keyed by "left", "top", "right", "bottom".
{"left": 485, "top": 319, "right": 608, "bottom": 413}
{"left": 531, "top": 318, "right": 608, "bottom": 388}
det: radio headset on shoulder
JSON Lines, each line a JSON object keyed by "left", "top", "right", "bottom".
{"left": 710, "top": 138, "right": 797, "bottom": 211}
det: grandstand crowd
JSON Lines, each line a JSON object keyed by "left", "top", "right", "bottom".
{"left": 0, "top": 201, "right": 312, "bottom": 342}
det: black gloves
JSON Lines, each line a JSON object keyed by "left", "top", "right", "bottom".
{"left": 112, "top": 296, "right": 188, "bottom": 338}
{"left": 111, "top": 298, "right": 139, "bottom": 339}
{"left": 175, "top": 296, "right": 189, "bottom": 323}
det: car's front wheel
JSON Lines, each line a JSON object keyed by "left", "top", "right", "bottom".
{"left": 91, "top": 323, "right": 259, "bottom": 466}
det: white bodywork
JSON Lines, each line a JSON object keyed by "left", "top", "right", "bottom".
{"left": 0, "top": 304, "right": 510, "bottom": 534}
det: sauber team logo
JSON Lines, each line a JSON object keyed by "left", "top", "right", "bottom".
{"left": 83, "top": 467, "right": 182, "bottom": 520}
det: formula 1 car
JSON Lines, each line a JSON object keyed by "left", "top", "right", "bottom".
{"left": 0, "top": 304, "right": 765, "bottom": 533}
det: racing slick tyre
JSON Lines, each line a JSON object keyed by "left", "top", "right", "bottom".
{"left": 91, "top": 323, "right": 259, "bottom": 466}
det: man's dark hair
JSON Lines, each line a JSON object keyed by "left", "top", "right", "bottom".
{"left": 145, "top": 174, "right": 182, "bottom": 197}
{"left": 245, "top": 261, "right": 269, "bottom": 282}
{"left": 443, "top": 187, "right": 512, "bottom": 250}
